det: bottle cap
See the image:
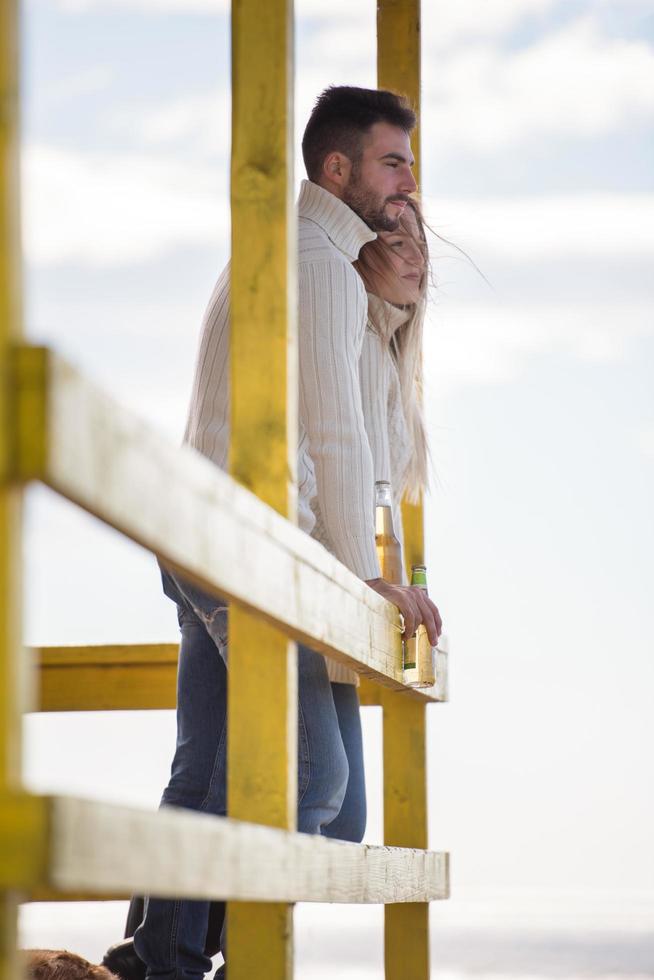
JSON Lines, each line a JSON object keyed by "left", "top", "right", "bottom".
{"left": 410, "top": 564, "right": 428, "bottom": 587}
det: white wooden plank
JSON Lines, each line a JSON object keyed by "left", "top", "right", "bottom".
{"left": 16, "top": 347, "right": 447, "bottom": 702}
{"left": 48, "top": 796, "right": 449, "bottom": 904}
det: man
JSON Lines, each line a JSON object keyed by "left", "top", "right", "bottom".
{"left": 104, "top": 85, "right": 441, "bottom": 980}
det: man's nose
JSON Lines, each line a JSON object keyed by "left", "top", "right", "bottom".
{"left": 400, "top": 167, "right": 417, "bottom": 194}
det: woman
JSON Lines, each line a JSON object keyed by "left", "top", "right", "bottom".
{"left": 104, "top": 199, "right": 432, "bottom": 978}
{"left": 356, "top": 196, "right": 429, "bottom": 575}
{"left": 320, "top": 197, "right": 431, "bottom": 840}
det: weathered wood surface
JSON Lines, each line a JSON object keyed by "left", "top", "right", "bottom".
{"left": 0, "top": 793, "right": 49, "bottom": 890}
{"left": 383, "top": 692, "right": 430, "bottom": 978}
{"left": 230, "top": 1, "right": 296, "bottom": 519}
{"left": 377, "top": 0, "right": 429, "bottom": 601}
{"left": 377, "top": 0, "right": 421, "bottom": 187}
{"left": 14, "top": 347, "right": 446, "bottom": 702}
{"left": 29, "top": 887, "right": 128, "bottom": 903}
{"left": 1, "top": 4, "right": 26, "bottom": 979}
{"left": 228, "top": 611, "right": 298, "bottom": 832}
{"left": 35, "top": 644, "right": 178, "bottom": 711}
{"left": 230, "top": 8, "right": 297, "bottom": 969}
{"left": 1, "top": 0, "right": 24, "bottom": 791}
{"left": 378, "top": 0, "right": 425, "bottom": 582}
{"left": 229, "top": 0, "right": 297, "bottom": 839}
{"left": 378, "top": 4, "right": 434, "bottom": 974}
{"left": 32, "top": 638, "right": 447, "bottom": 712}
{"left": 44, "top": 796, "right": 448, "bottom": 904}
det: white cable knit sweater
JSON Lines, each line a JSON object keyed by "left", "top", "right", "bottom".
{"left": 326, "top": 298, "right": 413, "bottom": 684}
{"left": 183, "top": 180, "right": 412, "bottom": 686}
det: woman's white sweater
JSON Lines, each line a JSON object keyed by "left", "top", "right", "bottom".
{"left": 326, "top": 297, "right": 413, "bottom": 685}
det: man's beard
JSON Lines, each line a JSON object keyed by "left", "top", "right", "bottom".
{"left": 342, "top": 168, "right": 404, "bottom": 232}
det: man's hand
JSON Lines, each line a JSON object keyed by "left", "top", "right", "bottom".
{"left": 365, "top": 578, "right": 442, "bottom": 646}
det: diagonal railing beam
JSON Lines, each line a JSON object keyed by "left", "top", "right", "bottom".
{"left": 12, "top": 345, "right": 447, "bottom": 702}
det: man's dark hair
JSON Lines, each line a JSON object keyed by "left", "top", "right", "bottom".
{"left": 301, "top": 86, "right": 416, "bottom": 182}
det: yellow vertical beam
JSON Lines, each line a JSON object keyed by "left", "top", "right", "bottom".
{"left": 0, "top": 0, "right": 23, "bottom": 793}
{"left": 381, "top": 691, "right": 429, "bottom": 978}
{"left": 377, "top": 0, "right": 421, "bottom": 189}
{"left": 0, "top": 1, "right": 24, "bottom": 978}
{"left": 228, "top": 0, "right": 296, "bottom": 977}
{"left": 378, "top": 0, "right": 423, "bottom": 571}
{"left": 378, "top": 0, "right": 423, "bottom": 573}
{"left": 378, "top": 3, "right": 430, "bottom": 978}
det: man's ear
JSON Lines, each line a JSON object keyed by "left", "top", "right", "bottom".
{"left": 321, "top": 151, "right": 352, "bottom": 194}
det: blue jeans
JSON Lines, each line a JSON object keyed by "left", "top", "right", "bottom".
{"left": 133, "top": 568, "right": 366, "bottom": 979}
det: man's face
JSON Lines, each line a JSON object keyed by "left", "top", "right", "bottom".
{"left": 342, "top": 122, "right": 417, "bottom": 231}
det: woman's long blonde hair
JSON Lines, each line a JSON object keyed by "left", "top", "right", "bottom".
{"left": 353, "top": 198, "right": 430, "bottom": 503}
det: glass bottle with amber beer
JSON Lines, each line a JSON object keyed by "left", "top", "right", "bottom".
{"left": 404, "top": 563, "right": 436, "bottom": 688}
{"left": 374, "top": 480, "right": 403, "bottom": 585}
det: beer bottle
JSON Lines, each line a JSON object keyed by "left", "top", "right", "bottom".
{"left": 404, "top": 563, "right": 436, "bottom": 688}
{"left": 374, "top": 480, "right": 403, "bottom": 585}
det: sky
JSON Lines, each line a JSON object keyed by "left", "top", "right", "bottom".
{"left": 16, "top": 0, "right": 654, "bottom": 975}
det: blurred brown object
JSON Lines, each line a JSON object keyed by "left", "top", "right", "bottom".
{"left": 24, "top": 950, "right": 117, "bottom": 980}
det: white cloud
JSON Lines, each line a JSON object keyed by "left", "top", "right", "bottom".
{"left": 424, "top": 300, "right": 653, "bottom": 395}
{"left": 424, "top": 192, "right": 654, "bottom": 260}
{"left": 40, "top": 3, "right": 654, "bottom": 164}
{"left": 423, "top": 0, "right": 558, "bottom": 45}
{"left": 53, "top": 0, "right": 225, "bottom": 10}
{"left": 109, "top": 86, "right": 230, "bottom": 162}
{"left": 50, "top": 0, "right": 363, "bottom": 12}
{"left": 424, "top": 16, "right": 654, "bottom": 153}
{"left": 140, "top": 88, "right": 228, "bottom": 147}
{"left": 23, "top": 119, "right": 654, "bottom": 276}
{"left": 633, "top": 426, "right": 654, "bottom": 458}
{"left": 40, "top": 65, "right": 114, "bottom": 105}
{"left": 300, "top": 0, "right": 556, "bottom": 26}
{"left": 50, "top": 0, "right": 557, "bottom": 36}
{"left": 23, "top": 144, "right": 228, "bottom": 267}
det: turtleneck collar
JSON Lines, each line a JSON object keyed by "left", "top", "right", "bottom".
{"left": 367, "top": 293, "right": 412, "bottom": 343}
{"left": 297, "top": 179, "right": 377, "bottom": 261}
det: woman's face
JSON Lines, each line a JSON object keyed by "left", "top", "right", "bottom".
{"left": 374, "top": 206, "right": 426, "bottom": 305}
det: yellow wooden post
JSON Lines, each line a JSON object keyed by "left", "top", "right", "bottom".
{"left": 378, "top": 2, "right": 430, "bottom": 977}
{"left": 228, "top": 0, "right": 296, "bottom": 977}
{"left": 377, "top": 0, "right": 423, "bottom": 575}
{"left": 0, "top": 1, "right": 25, "bottom": 977}
{"left": 381, "top": 690, "right": 429, "bottom": 978}
{"left": 377, "top": 0, "right": 421, "bottom": 187}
